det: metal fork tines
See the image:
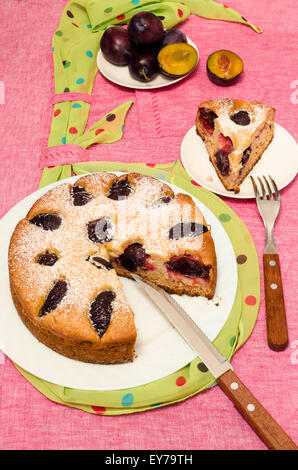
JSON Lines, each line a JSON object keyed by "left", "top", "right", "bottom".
{"left": 250, "top": 175, "right": 280, "bottom": 254}
{"left": 250, "top": 175, "right": 288, "bottom": 352}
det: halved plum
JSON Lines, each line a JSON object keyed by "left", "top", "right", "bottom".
{"left": 119, "top": 243, "right": 155, "bottom": 272}
{"left": 157, "top": 43, "right": 198, "bottom": 78}
{"left": 199, "top": 107, "right": 218, "bottom": 134}
{"left": 214, "top": 150, "right": 230, "bottom": 176}
{"left": 166, "top": 255, "right": 210, "bottom": 278}
{"left": 218, "top": 133, "right": 233, "bottom": 152}
{"left": 166, "top": 255, "right": 210, "bottom": 286}
{"left": 206, "top": 49, "right": 243, "bottom": 86}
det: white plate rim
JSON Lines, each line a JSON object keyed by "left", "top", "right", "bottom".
{"left": 181, "top": 123, "right": 298, "bottom": 199}
{"left": 0, "top": 173, "right": 238, "bottom": 390}
{"left": 97, "top": 36, "right": 199, "bottom": 90}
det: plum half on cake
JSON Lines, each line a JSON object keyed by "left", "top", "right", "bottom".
{"left": 196, "top": 99, "right": 275, "bottom": 193}
{"left": 9, "top": 173, "right": 217, "bottom": 364}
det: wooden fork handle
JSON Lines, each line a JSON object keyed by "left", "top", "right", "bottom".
{"left": 217, "top": 370, "right": 297, "bottom": 450}
{"left": 263, "top": 254, "right": 288, "bottom": 351}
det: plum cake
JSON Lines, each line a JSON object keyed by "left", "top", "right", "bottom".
{"left": 196, "top": 99, "right": 275, "bottom": 193}
{"left": 9, "top": 172, "right": 217, "bottom": 364}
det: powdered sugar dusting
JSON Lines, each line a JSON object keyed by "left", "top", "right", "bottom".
{"left": 207, "top": 99, "right": 273, "bottom": 153}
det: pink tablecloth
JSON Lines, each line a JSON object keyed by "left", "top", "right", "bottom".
{"left": 0, "top": 0, "right": 297, "bottom": 450}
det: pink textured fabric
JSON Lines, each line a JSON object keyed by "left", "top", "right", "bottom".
{"left": 40, "top": 144, "right": 87, "bottom": 168}
{"left": 0, "top": 0, "right": 297, "bottom": 450}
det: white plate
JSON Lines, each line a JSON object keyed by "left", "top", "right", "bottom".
{"left": 181, "top": 123, "right": 298, "bottom": 199}
{"left": 0, "top": 174, "right": 237, "bottom": 391}
{"left": 97, "top": 37, "right": 199, "bottom": 90}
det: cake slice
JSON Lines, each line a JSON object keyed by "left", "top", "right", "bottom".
{"left": 196, "top": 99, "right": 275, "bottom": 193}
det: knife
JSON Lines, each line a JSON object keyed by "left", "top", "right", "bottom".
{"left": 132, "top": 274, "right": 297, "bottom": 451}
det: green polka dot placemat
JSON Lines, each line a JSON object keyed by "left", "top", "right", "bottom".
{"left": 15, "top": 160, "right": 260, "bottom": 415}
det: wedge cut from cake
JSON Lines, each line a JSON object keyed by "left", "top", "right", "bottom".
{"left": 196, "top": 99, "right": 275, "bottom": 193}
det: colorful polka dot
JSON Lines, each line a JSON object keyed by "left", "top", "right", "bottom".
{"left": 176, "top": 376, "right": 186, "bottom": 386}
{"left": 245, "top": 295, "right": 257, "bottom": 306}
{"left": 146, "top": 163, "right": 156, "bottom": 168}
{"left": 190, "top": 179, "right": 200, "bottom": 186}
{"left": 197, "top": 362, "right": 208, "bottom": 373}
{"left": 66, "top": 10, "right": 74, "bottom": 18}
{"left": 91, "top": 406, "right": 106, "bottom": 414}
{"left": 106, "top": 113, "right": 116, "bottom": 122}
{"left": 86, "top": 24, "right": 92, "bottom": 28}
{"left": 86, "top": 50, "right": 93, "bottom": 58}
{"left": 218, "top": 213, "right": 231, "bottom": 222}
{"left": 69, "top": 127, "right": 78, "bottom": 134}
{"left": 121, "top": 393, "right": 134, "bottom": 406}
{"left": 236, "top": 254, "right": 247, "bottom": 264}
{"left": 61, "top": 136, "right": 66, "bottom": 144}
{"left": 104, "top": 7, "right": 113, "bottom": 13}
{"left": 53, "top": 109, "right": 61, "bottom": 117}
{"left": 117, "top": 14, "right": 126, "bottom": 21}
{"left": 63, "top": 61, "right": 71, "bottom": 68}
{"left": 72, "top": 103, "right": 82, "bottom": 108}
{"left": 131, "top": 0, "right": 140, "bottom": 4}
{"left": 76, "top": 78, "right": 85, "bottom": 84}
{"left": 55, "top": 30, "right": 63, "bottom": 37}
{"left": 178, "top": 9, "right": 183, "bottom": 18}
{"left": 72, "top": 23, "right": 79, "bottom": 28}
{"left": 95, "top": 128, "right": 104, "bottom": 135}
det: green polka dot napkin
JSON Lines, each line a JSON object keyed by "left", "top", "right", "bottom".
{"left": 15, "top": 160, "right": 260, "bottom": 415}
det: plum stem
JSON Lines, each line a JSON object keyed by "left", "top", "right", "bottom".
{"left": 141, "top": 68, "right": 149, "bottom": 81}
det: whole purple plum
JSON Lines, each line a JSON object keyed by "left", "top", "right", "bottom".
{"left": 161, "top": 29, "right": 187, "bottom": 47}
{"left": 100, "top": 27, "right": 132, "bottom": 65}
{"left": 128, "top": 50, "right": 158, "bottom": 82}
{"left": 127, "top": 12, "right": 164, "bottom": 46}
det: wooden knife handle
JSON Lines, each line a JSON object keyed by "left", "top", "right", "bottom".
{"left": 263, "top": 253, "right": 288, "bottom": 351}
{"left": 217, "top": 370, "right": 297, "bottom": 450}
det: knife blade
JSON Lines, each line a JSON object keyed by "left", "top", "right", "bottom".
{"left": 132, "top": 274, "right": 297, "bottom": 451}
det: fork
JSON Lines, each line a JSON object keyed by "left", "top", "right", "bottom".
{"left": 250, "top": 175, "right": 288, "bottom": 351}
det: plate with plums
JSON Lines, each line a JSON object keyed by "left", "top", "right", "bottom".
{"left": 97, "top": 11, "right": 199, "bottom": 90}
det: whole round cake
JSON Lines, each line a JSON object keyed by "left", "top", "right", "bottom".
{"left": 9, "top": 172, "right": 217, "bottom": 364}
